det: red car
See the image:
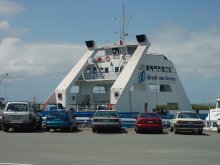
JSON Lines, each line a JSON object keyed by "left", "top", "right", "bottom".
{"left": 135, "top": 112, "right": 163, "bottom": 134}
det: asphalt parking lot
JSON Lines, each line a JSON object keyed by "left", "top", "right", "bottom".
{"left": 0, "top": 129, "right": 219, "bottom": 165}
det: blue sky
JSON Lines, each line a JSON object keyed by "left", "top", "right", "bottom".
{"left": 0, "top": 0, "right": 220, "bottom": 104}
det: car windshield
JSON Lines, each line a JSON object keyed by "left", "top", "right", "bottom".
{"left": 177, "top": 112, "right": 199, "bottom": 119}
{"left": 6, "top": 104, "right": 28, "bottom": 112}
{"left": 95, "top": 111, "right": 118, "bottom": 117}
{"left": 139, "top": 113, "right": 159, "bottom": 118}
{"left": 49, "top": 110, "right": 67, "bottom": 116}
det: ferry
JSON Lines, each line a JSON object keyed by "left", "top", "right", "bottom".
{"left": 206, "top": 97, "right": 220, "bottom": 121}
{"left": 43, "top": 5, "right": 192, "bottom": 114}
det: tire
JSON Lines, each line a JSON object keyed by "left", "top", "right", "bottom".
{"left": 174, "top": 126, "right": 178, "bottom": 134}
{"left": 92, "top": 128, "right": 96, "bottom": 133}
{"left": 46, "top": 127, "right": 50, "bottom": 132}
{"left": 198, "top": 129, "right": 203, "bottom": 135}
{"left": 159, "top": 129, "right": 163, "bottom": 134}
{"left": 217, "top": 127, "right": 220, "bottom": 133}
{"left": 170, "top": 126, "right": 173, "bottom": 132}
{"left": 69, "top": 125, "right": 73, "bottom": 132}
{"left": 3, "top": 126, "right": 9, "bottom": 132}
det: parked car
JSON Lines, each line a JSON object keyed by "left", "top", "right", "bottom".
{"left": 46, "top": 109, "right": 78, "bottom": 132}
{"left": 2, "top": 101, "right": 42, "bottom": 132}
{"left": 217, "top": 118, "right": 220, "bottom": 133}
{"left": 170, "top": 111, "right": 204, "bottom": 134}
{"left": 135, "top": 112, "right": 163, "bottom": 134}
{"left": 92, "top": 110, "right": 121, "bottom": 133}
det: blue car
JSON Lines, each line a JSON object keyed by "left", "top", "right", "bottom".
{"left": 46, "top": 109, "right": 78, "bottom": 132}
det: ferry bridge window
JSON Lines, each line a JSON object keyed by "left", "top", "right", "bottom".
{"left": 150, "top": 65, "right": 153, "bottom": 71}
{"left": 112, "top": 47, "right": 120, "bottom": 55}
{"left": 161, "top": 66, "right": 165, "bottom": 72}
{"left": 154, "top": 66, "right": 157, "bottom": 72}
{"left": 119, "top": 47, "right": 126, "bottom": 54}
{"left": 165, "top": 67, "right": 168, "bottom": 72}
{"left": 105, "top": 49, "right": 112, "bottom": 55}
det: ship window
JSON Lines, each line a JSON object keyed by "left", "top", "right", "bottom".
{"left": 72, "top": 96, "right": 75, "bottom": 101}
{"left": 150, "top": 65, "right": 153, "bottom": 71}
{"left": 105, "top": 67, "right": 109, "bottom": 73}
{"left": 86, "top": 68, "right": 91, "bottom": 74}
{"left": 146, "top": 65, "right": 150, "bottom": 71}
{"left": 154, "top": 66, "right": 157, "bottom": 72}
{"left": 119, "top": 47, "right": 126, "bottom": 54}
{"left": 158, "top": 66, "right": 161, "bottom": 72}
{"left": 100, "top": 68, "right": 104, "bottom": 73}
{"left": 112, "top": 47, "right": 120, "bottom": 55}
{"left": 58, "top": 93, "right": 62, "bottom": 101}
{"left": 120, "top": 66, "right": 124, "bottom": 71}
{"left": 70, "top": 86, "right": 79, "bottom": 93}
{"left": 161, "top": 66, "right": 165, "bottom": 72}
{"left": 164, "top": 67, "right": 168, "bottom": 72}
{"left": 93, "top": 67, "right": 97, "bottom": 73}
{"left": 105, "top": 49, "right": 112, "bottom": 55}
{"left": 160, "top": 85, "right": 172, "bottom": 92}
{"left": 115, "top": 67, "right": 119, "bottom": 72}
{"left": 93, "top": 86, "right": 106, "bottom": 93}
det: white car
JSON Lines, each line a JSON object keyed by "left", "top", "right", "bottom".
{"left": 2, "top": 101, "right": 42, "bottom": 132}
{"left": 170, "top": 111, "right": 204, "bottom": 134}
{"left": 217, "top": 118, "right": 220, "bottom": 133}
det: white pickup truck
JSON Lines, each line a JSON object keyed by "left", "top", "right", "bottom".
{"left": 2, "top": 101, "right": 42, "bottom": 132}
{"left": 170, "top": 111, "right": 204, "bottom": 134}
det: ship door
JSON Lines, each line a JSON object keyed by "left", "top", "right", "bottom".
{"left": 144, "top": 103, "right": 148, "bottom": 112}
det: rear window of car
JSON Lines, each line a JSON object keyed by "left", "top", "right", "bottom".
{"left": 49, "top": 111, "right": 67, "bottom": 116}
{"left": 177, "top": 112, "right": 199, "bottom": 119}
{"left": 139, "top": 113, "right": 159, "bottom": 118}
{"left": 95, "top": 111, "right": 118, "bottom": 117}
{"left": 6, "top": 104, "right": 28, "bottom": 112}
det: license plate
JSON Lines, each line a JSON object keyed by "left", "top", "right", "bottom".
{"left": 147, "top": 121, "right": 153, "bottom": 124}
{"left": 13, "top": 116, "right": 21, "bottom": 120}
{"left": 55, "top": 118, "right": 61, "bottom": 121}
{"left": 187, "top": 121, "right": 193, "bottom": 124}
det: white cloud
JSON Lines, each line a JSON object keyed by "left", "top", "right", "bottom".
{"left": 0, "top": 20, "right": 30, "bottom": 38}
{"left": 149, "top": 24, "right": 220, "bottom": 78}
{"left": 0, "top": 38, "right": 85, "bottom": 83}
{"left": 0, "top": 0, "right": 24, "bottom": 16}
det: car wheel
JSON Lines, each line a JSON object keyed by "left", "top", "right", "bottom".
{"left": 174, "top": 127, "right": 178, "bottom": 134}
{"left": 135, "top": 128, "right": 140, "bottom": 134}
{"left": 92, "top": 128, "right": 96, "bottom": 133}
{"left": 217, "top": 127, "right": 220, "bottom": 133}
{"left": 169, "top": 126, "right": 173, "bottom": 132}
{"left": 3, "top": 126, "right": 9, "bottom": 132}
{"left": 46, "top": 127, "right": 50, "bottom": 132}
{"left": 69, "top": 125, "right": 73, "bottom": 132}
{"left": 159, "top": 129, "right": 163, "bottom": 134}
{"left": 198, "top": 129, "right": 203, "bottom": 135}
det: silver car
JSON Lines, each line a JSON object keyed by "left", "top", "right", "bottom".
{"left": 170, "top": 111, "right": 204, "bottom": 134}
{"left": 92, "top": 110, "right": 121, "bottom": 133}
{"left": 2, "top": 101, "right": 42, "bottom": 132}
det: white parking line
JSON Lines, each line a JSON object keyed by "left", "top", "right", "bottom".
{"left": 0, "top": 163, "right": 34, "bottom": 165}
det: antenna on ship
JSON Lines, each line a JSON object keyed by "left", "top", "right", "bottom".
{"left": 115, "top": 3, "right": 131, "bottom": 46}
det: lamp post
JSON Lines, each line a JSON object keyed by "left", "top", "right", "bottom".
{"left": 208, "top": 96, "right": 211, "bottom": 127}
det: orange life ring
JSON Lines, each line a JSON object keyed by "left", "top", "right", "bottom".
{"left": 106, "top": 56, "right": 110, "bottom": 62}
